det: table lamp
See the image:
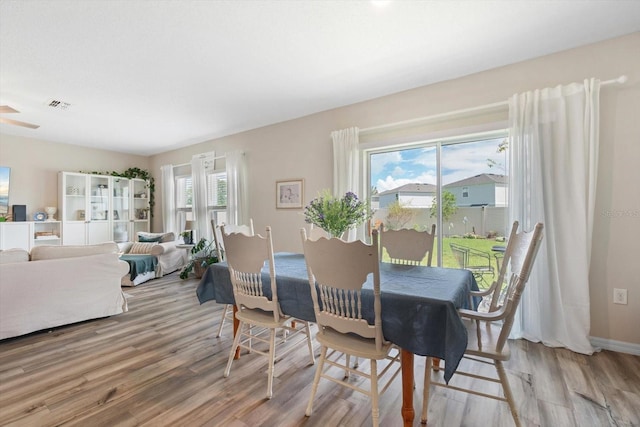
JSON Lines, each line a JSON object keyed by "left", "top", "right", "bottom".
{"left": 184, "top": 220, "right": 194, "bottom": 244}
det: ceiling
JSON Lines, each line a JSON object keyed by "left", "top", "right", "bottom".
{"left": 1, "top": 1, "right": 639, "bottom": 156}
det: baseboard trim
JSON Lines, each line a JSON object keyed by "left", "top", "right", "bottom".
{"left": 590, "top": 337, "right": 640, "bottom": 355}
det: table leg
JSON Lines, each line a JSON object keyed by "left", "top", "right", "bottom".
{"left": 433, "top": 357, "right": 441, "bottom": 371}
{"left": 233, "top": 305, "right": 240, "bottom": 359}
{"left": 401, "top": 349, "right": 415, "bottom": 427}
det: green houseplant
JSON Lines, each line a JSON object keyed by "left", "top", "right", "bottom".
{"left": 180, "top": 230, "right": 193, "bottom": 245}
{"left": 304, "top": 190, "right": 372, "bottom": 238}
{"left": 179, "top": 237, "right": 220, "bottom": 279}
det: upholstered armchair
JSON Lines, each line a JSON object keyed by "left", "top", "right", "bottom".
{"left": 118, "top": 232, "right": 187, "bottom": 285}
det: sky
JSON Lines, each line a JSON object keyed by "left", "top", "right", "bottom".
{"left": 370, "top": 137, "right": 507, "bottom": 193}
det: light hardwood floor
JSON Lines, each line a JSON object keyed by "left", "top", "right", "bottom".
{"left": 1, "top": 273, "right": 638, "bottom": 427}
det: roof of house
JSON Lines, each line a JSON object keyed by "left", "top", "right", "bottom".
{"left": 379, "top": 183, "right": 436, "bottom": 196}
{"left": 445, "top": 173, "right": 506, "bottom": 187}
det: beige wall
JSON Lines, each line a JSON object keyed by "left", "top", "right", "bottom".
{"left": 1, "top": 33, "right": 638, "bottom": 345}
{"left": 0, "top": 135, "right": 149, "bottom": 219}
{"left": 152, "top": 33, "right": 640, "bottom": 346}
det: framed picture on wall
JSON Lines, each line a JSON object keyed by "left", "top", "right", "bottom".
{"left": 276, "top": 179, "right": 304, "bottom": 209}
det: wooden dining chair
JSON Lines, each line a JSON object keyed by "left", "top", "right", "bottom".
{"left": 422, "top": 222, "right": 544, "bottom": 427}
{"left": 469, "top": 220, "right": 519, "bottom": 313}
{"left": 379, "top": 223, "right": 435, "bottom": 266}
{"left": 211, "top": 218, "right": 254, "bottom": 338}
{"left": 449, "top": 242, "right": 494, "bottom": 288}
{"left": 307, "top": 223, "right": 330, "bottom": 241}
{"left": 379, "top": 223, "right": 439, "bottom": 370}
{"left": 222, "top": 225, "right": 315, "bottom": 399}
{"left": 301, "top": 228, "right": 401, "bottom": 427}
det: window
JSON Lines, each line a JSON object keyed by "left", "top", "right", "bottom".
{"left": 174, "top": 159, "right": 228, "bottom": 232}
{"left": 176, "top": 176, "right": 193, "bottom": 209}
{"left": 208, "top": 172, "right": 227, "bottom": 208}
{"left": 175, "top": 174, "right": 193, "bottom": 230}
{"left": 207, "top": 171, "right": 227, "bottom": 225}
{"left": 367, "top": 131, "right": 508, "bottom": 268}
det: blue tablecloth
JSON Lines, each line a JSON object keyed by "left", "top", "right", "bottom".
{"left": 196, "top": 252, "right": 477, "bottom": 382}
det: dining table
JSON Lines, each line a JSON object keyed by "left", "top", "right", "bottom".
{"left": 196, "top": 252, "right": 478, "bottom": 426}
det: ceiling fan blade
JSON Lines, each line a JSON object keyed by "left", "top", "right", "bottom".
{"left": 0, "top": 105, "right": 20, "bottom": 114}
{"left": 0, "top": 117, "right": 40, "bottom": 129}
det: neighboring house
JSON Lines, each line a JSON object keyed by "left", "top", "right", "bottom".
{"left": 370, "top": 193, "right": 380, "bottom": 210}
{"left": 378, "top": 183, "right": 436, "bottom": 209}
{"left": 445, "top": 174, "right": 506, "bottom": 207}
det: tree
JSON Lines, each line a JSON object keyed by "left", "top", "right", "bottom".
{"left": 487, "top": 138, "right": 508, "bottom": 171}
{"left": 385, "top": 200, "right": 415, "bottom": 230}
{"left": 430, "top": 190, "right": 458, "bottom": 221}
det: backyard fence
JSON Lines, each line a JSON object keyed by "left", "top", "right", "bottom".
{"left": 372, "top": 206, "right": 507, "bottom": 238}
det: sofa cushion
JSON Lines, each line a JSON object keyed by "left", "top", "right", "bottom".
{"left": 129, "top": 242, "right": 158, "bottom": 254}
{"left": 30, "top": 242, "right": 118, "bottom": 261}
{"left": 0, "top": 248, "right": 30, "bottom": 264}
{"left": 137, "top": 232, "right": 175, "bottom": 243}
{"left": 138, "top": 234, "right": 163, "bottom": 243}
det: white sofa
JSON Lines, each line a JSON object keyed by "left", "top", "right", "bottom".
{"left": 118, "top": 232, "right": 187, "bottom": 286}
{"left": 0, "top": 242, "right": 129, "bottom": 340}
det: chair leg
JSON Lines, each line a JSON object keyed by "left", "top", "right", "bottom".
{"left": 306, "top": 345, "right": 327, "bottom": 417}
{"left": 421, "top": 356, "right": 432, "bottom": 424}
{"left": 266, "top": 328, "right": 276, "bottom": 399}
{"left": 224, "top": 320, "right": 244, "bottom": 377}
{"left": 343, "top": 353, "right": 359, "bottom": 378}
{"left": 304, "top": 321, "right": 315, "bottom": 365}
{"left": 216, "top": 304, "right": 230, "bottom": 338}
{"left": 370, "top": 358, "right": 380, "bottom": 427}
{"left": 433, "top": 357, "right": 441, "bottom": 371}
{"left": 496, "top": 361, "right": 521, "bottom": 427}
{"left": 345, "top": 354, "right": 351, "bottom": 378}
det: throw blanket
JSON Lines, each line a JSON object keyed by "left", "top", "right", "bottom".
{"left": 120, "top": 254, "right": 158, "bottom": 280}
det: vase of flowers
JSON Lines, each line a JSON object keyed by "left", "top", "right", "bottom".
{"left": 303, "top": 190, "right": 372, "bottom": 239}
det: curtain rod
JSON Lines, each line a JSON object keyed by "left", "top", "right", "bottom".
{"left": 360, "top": 75, "right": 627, "bottom": 135}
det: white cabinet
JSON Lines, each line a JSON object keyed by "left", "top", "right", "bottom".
{"left": 59, "top": 172, "right": 111, "bottom": 245}
{"left": 0, "top": 221, "right": 61, "bottom": 251}
{"left": 0, "top": 222, "right": 31, "bottom": 250}
{"left": 33, "top": 221, "right": 62, "bottom": 247}
{"left": 111, "top": 177, "right": 150, "bottom": 243}
{"left": 58, "top": 172, "right": 149, "bottom": 245}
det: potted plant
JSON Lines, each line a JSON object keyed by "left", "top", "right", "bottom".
{"left": 179, "top": 237, "right": 220, "bottom": 279}
{"left": 180, "top": 230, "right": 193, "bottom": 244}
{"left": 304, "top": 190, "right": 373, "bottom": 238}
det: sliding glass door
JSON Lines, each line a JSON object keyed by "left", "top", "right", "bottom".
{"left": 367, "top": 131, "right": 508, "bottom": 282}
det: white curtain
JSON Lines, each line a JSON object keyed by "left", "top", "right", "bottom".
{"left": 191, "top": 152, "right": 214, "bottom": 241}
{"left": 226, "top": 150, "right": 248, "bottom": 227}
{"left": 160, "top": 164, "right": 176, "bottom": 234}
{"left": 508, "top": 79, "right": 600, "bottom": 354}
{"left": 332, "top": 127, "right": 362, "bottom": 241}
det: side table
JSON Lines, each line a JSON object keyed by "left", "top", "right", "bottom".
{"left": 176, "top": 244, "right": 194, "bottom": 268}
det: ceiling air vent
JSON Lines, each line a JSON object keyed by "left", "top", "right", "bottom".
{"left": 47, "top": 99, "right": 71, "bottom": 110}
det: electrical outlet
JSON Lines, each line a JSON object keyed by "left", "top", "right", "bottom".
{"left": 613, "top": 288, "right": 628, "bottom": 305}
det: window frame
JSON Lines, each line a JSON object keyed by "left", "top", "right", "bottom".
{"left": 173, "top": 165, "right": 228, "bottom": 233}
{"left": 363, "top": 128, "right": 508, "bottom": 266}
